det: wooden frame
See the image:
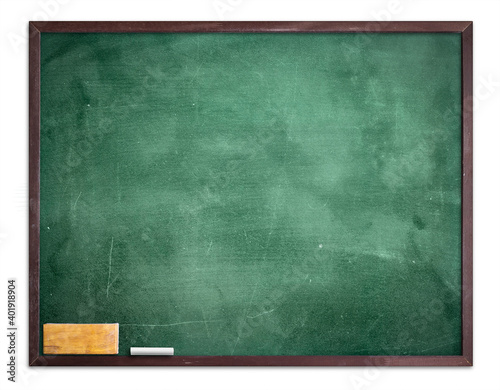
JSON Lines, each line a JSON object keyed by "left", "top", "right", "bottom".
{"left": 29, "top": 21, "right": 473, "bottom": 367}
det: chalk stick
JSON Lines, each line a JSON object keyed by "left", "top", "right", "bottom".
{"left": 130, "top": 347, "right": 174, "bottom": 356}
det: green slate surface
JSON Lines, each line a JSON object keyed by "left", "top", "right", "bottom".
{"left": 40, "top": 32, "right": 462, "bottom": 356}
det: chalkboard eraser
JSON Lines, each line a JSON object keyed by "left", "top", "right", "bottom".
{"left": 43, "top": 323, "right": 119, "bottom": 355}
{"left": 130, "top": 347, "right": 174, "bottom": 356}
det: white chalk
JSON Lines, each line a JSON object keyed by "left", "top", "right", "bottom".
{"left": 130, "top": 347, "right": 174, "bottom": 356}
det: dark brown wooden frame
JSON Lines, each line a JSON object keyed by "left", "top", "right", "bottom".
{"left": 29, "top": 21, "right": 473, "bottom": 367}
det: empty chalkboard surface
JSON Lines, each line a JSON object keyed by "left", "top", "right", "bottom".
{"left": 29, "top": 22, "right": 473, "bottom": 366}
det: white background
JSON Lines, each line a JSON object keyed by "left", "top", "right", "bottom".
{"left": 0, "top": 0, "right": 499, "bottom": 389}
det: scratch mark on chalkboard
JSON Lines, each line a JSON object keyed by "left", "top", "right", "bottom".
{"left": 262, "top": 192, "right": 281, "bottom": 261}
{"left": 369, "top": 79, "right": 379, "bottom": 101}
{"left": 292, "top": 64, "right": 298, "bottom": 103}
{"left": 276, "top": 59, "right": 288, "bottom": 67}
{"left": 86, "top": 273, "right": 91, "bottom": 293}
{"left": 202, "top": 310, "right": 211, "bottom": 338}
{"left": 395, "top": 103, "right": 400, "bottom": 131}
{"left": 189, "top": 65, "right": 203, "bottom": 84}
{"left": 73, "top": 191, "right": 82, "bottom": 210}
{"left": 232, "top": 283, "right": 258, "bottom": 355}
{"left": 117, "top": 163, "right": 121, "bottom": 203}
{"left": 121, "top": 320, "right": 222, "bottom": 327}
{"left": 316, "top": 280, "right": 333, "bottom": 297}
{"left": 365, "top": 315, "right": 384, "bottom": 334}
{"left": 231, "top": 337, "right": 241, "bottom": 355}
{"left": 253, "top": 71, "right": 264, "bottom": 80}
{"left": 307, "top": 200, "right": 328, "bottom": 210}
{"left": 107, "top": 271, "right": 121, "bottom": 291}
{"left": 368, "top": 80, "right": 376, "bottom": 97}
{"left": 247, "top": 308, "right": 275, "bottom": 319}
{"left": 106, "top": 237, "right": 114, "bottom": 298}
{"left": 243, "top": 229, "right": 251, "bottom": 246}
{"left": 206, "top": 240, "right": 213, "bottom": 255}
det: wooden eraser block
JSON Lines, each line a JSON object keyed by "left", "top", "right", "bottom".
{"left": 43, "top": 323, "right": 119, "bottom": 355}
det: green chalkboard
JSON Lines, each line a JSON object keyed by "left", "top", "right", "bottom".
{"left": 39, "top": 32, "right": 462, "bottom": 357}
